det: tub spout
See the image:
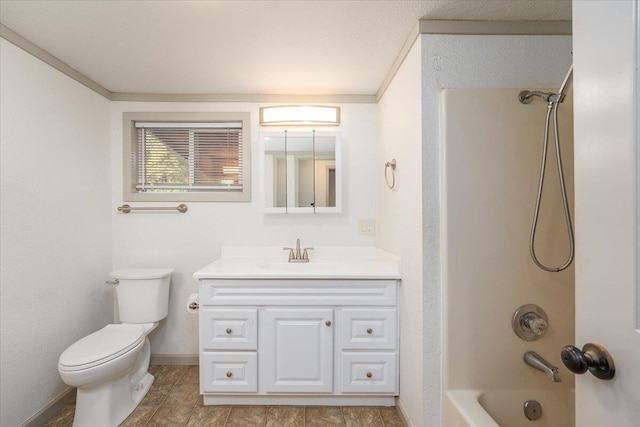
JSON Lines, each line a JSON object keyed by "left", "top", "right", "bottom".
{"left": 524, "top": 351, "right": 562, "bottom": 382}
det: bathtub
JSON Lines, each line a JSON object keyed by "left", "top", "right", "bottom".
{"left": 446, "top": 389, "right": 574, "bottom": 427}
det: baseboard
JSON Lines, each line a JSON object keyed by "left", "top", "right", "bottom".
{"left": 395, "top": 397, "right": 415, "bottom": 427}
{"left": 150, "top": 353, "right": 199, "bottom": 365}
{"left": 20, "top": 387, "right": 75, "bottom": 427}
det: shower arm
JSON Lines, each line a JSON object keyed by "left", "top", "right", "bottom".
{"left": 519, "top": 65, "right": 574, "bottom": 106}
{"left": 518, "top": 90, "right": 565, "bottom": 105}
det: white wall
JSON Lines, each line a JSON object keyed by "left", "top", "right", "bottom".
{"left": 377, "top": 40, "right": 424, "bottom": 425}
{"left": 420, "top": 34, "right": 573, "bottom": 427}
{"left": 0, "top": 39, "right": 112, "bottom": 426}
{"left": 441, "top": 88, "right": 575, "bottom": 424}
{"left": 110, "top": 102, "right": 377, "bottom": 355}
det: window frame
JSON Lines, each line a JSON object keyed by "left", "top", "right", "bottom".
{"left": 123, "top": 112, "right": 251, "bottom": 202}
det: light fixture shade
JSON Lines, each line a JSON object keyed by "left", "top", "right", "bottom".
{"left": 259, "top": 105, "right": 340, "bottom": 126}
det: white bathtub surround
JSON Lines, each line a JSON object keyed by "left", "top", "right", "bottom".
{"left": 441, "top": 89, "right": 574, "bottom": 426}
{"left": 194, "top": 247, "right": 400, "bottom": 406}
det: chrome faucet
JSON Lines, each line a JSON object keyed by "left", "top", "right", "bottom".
{"left": 283, "top": 239, "right": 314, "bottom": 263}
{"left": 524, "top": 351, "right": 561, "bottom": 382}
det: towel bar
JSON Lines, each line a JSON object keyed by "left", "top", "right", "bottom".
{"left": 117, "top": 204, "right": 188, "bottom": 214}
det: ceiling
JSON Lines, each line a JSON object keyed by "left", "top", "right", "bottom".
{"left": 0, "top": 1, "right": 572, "bottom": 96}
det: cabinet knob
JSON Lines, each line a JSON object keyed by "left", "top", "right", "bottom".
{"left": 226, "top": 328, "right": 233, "bottom": 335}
{"left": 325, "top": 320, "right": 332, "bottom": 327}
{"left": 226, "top": 371, "right": 233, "bottom": 378}
{"left": 366, "top": 328, "right": 373, "bottom": 334}
{"left": 366, "top": 372, "right": 373, "bottom": 378}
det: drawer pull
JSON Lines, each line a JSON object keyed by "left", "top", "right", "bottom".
{"left": 226, "top": 371, "right": 233, "bottom": 378}
{"left": 226, "top": 328, "right": 233, "bottom": 335}
{"left": 326, "top": 320, "right": 332, "bottom": 327}
{"left": 366, "top": 372, "right": 373, "bottom": 378}
{"left": 366, "top": 328, "right": 373, "bottom": 334}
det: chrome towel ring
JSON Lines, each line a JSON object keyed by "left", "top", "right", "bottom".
{"left": 385, "top": 159, "right": 397, "bottom": 189}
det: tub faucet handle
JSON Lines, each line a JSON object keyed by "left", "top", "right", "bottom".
{"left": 523, "top": 313, "right": 547, "bottom": 336}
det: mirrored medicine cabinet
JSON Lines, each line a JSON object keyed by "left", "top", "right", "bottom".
{"left": 261, "top": 131, "right": 341, "bottom": 214}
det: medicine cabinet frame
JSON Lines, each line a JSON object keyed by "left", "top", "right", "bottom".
{"left": 260, "top": 131, "right": 342, "bottom": 214}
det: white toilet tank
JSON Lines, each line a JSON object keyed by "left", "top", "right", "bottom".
{"left": 110, "top": 269, "right": 174, "bottom": 323}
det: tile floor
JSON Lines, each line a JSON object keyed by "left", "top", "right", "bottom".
{"left": 45, "top": 365, "right": 406, "bottom": 427}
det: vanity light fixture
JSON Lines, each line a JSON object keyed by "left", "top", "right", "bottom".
{"left": 259, "top": 105, "right": 340, "bottom": 126}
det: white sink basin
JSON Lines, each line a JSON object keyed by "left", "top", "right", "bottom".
{"left": 258, "top": 261, "right": 336, "bottom": 273}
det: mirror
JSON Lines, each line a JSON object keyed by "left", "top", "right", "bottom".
{"left": 262, "top": 131, "right": 341, "bottom": 213}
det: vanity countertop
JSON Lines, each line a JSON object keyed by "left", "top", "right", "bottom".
{"left": 193, "top": 246, "right": 401, "bottom": 280}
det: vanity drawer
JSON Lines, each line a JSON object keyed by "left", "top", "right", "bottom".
{"left": 200, "top": 308, "right": 258, "bottom": 350}
{"left": 340, "top": 352, "right": 397, "bottom": 394}
{"left": 340, "top": 309, "right": 397, "bottom": 350}
{"left": 200, "top": 352, "right": 257, "bottom": 393}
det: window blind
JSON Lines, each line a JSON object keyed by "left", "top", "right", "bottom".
{"left": 133, "top": 122, "right": 244, "bottom": 193}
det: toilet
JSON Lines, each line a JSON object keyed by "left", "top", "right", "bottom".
{"left": 58, "top": 268, "right": 173, "bottom": 427}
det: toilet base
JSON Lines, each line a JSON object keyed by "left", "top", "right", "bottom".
{"left": 72, "top": 372, "right": 155, "bottom": 427}
{"left": 70, "top": 338, "right": 154, "bottom": 427}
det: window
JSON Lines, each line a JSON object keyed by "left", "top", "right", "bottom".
{"left": 123, "top": 112, "right": 250, "bottom": 202}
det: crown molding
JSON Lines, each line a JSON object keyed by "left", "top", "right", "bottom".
{"left": 1, "top": 24, "right": 114, "bottom": 99}
{"left": 110, "top": 92, "right": 376, "bottom": 103}
{"left": 1, "top": 23, "right": 375, "bottom": 104}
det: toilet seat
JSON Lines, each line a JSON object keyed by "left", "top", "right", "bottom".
{"left": 59, "top": 324, "right": 145, "bottom": 372}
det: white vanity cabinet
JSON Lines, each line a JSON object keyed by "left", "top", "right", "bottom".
{"left": 197, "top": 279, "right": 400, "bottom": 406}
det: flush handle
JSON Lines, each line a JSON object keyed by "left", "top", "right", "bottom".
{"left": 561, "top": 343, "right": 615, "bottom": 380}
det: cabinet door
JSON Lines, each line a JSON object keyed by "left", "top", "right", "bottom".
{"left": 264, "top": 308, "right": 333, "bottom": 393}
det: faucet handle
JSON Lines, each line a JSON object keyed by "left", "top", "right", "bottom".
{"left": 302, "top": 247, "right": 314, "bottom": 260}
{"left": 523, "top": 313, "right": 548, "bottom": 336}
{"left": 283, "top": 247, "right": 295, "bottom": 261}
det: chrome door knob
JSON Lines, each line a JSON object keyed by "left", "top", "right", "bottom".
{"left": 561, "top": 343, "right": 615, "bottom": 380}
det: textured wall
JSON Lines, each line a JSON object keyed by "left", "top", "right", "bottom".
{"left": 0, "top": 39, "right": 112, "bottom": 426}
{"left": 421, "top": 34, "right": 573, "bottom": 427}
{"left": 377, "top": 40, "right": 424, "bottom": 425}
{"left": 110, "top": 101, "right": 378, "bottom": 356}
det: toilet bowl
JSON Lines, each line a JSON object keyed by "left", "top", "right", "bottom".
{"left": 58, "top": 268, "right": 173, "bottom": 427}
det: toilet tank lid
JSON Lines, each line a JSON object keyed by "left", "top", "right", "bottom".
{"left": 110, "top": 268, "right": 174, "bottom": 280}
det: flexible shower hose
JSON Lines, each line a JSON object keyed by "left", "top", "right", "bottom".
{"left": 529, "top": 100, "right": 575, "bottom": 272}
